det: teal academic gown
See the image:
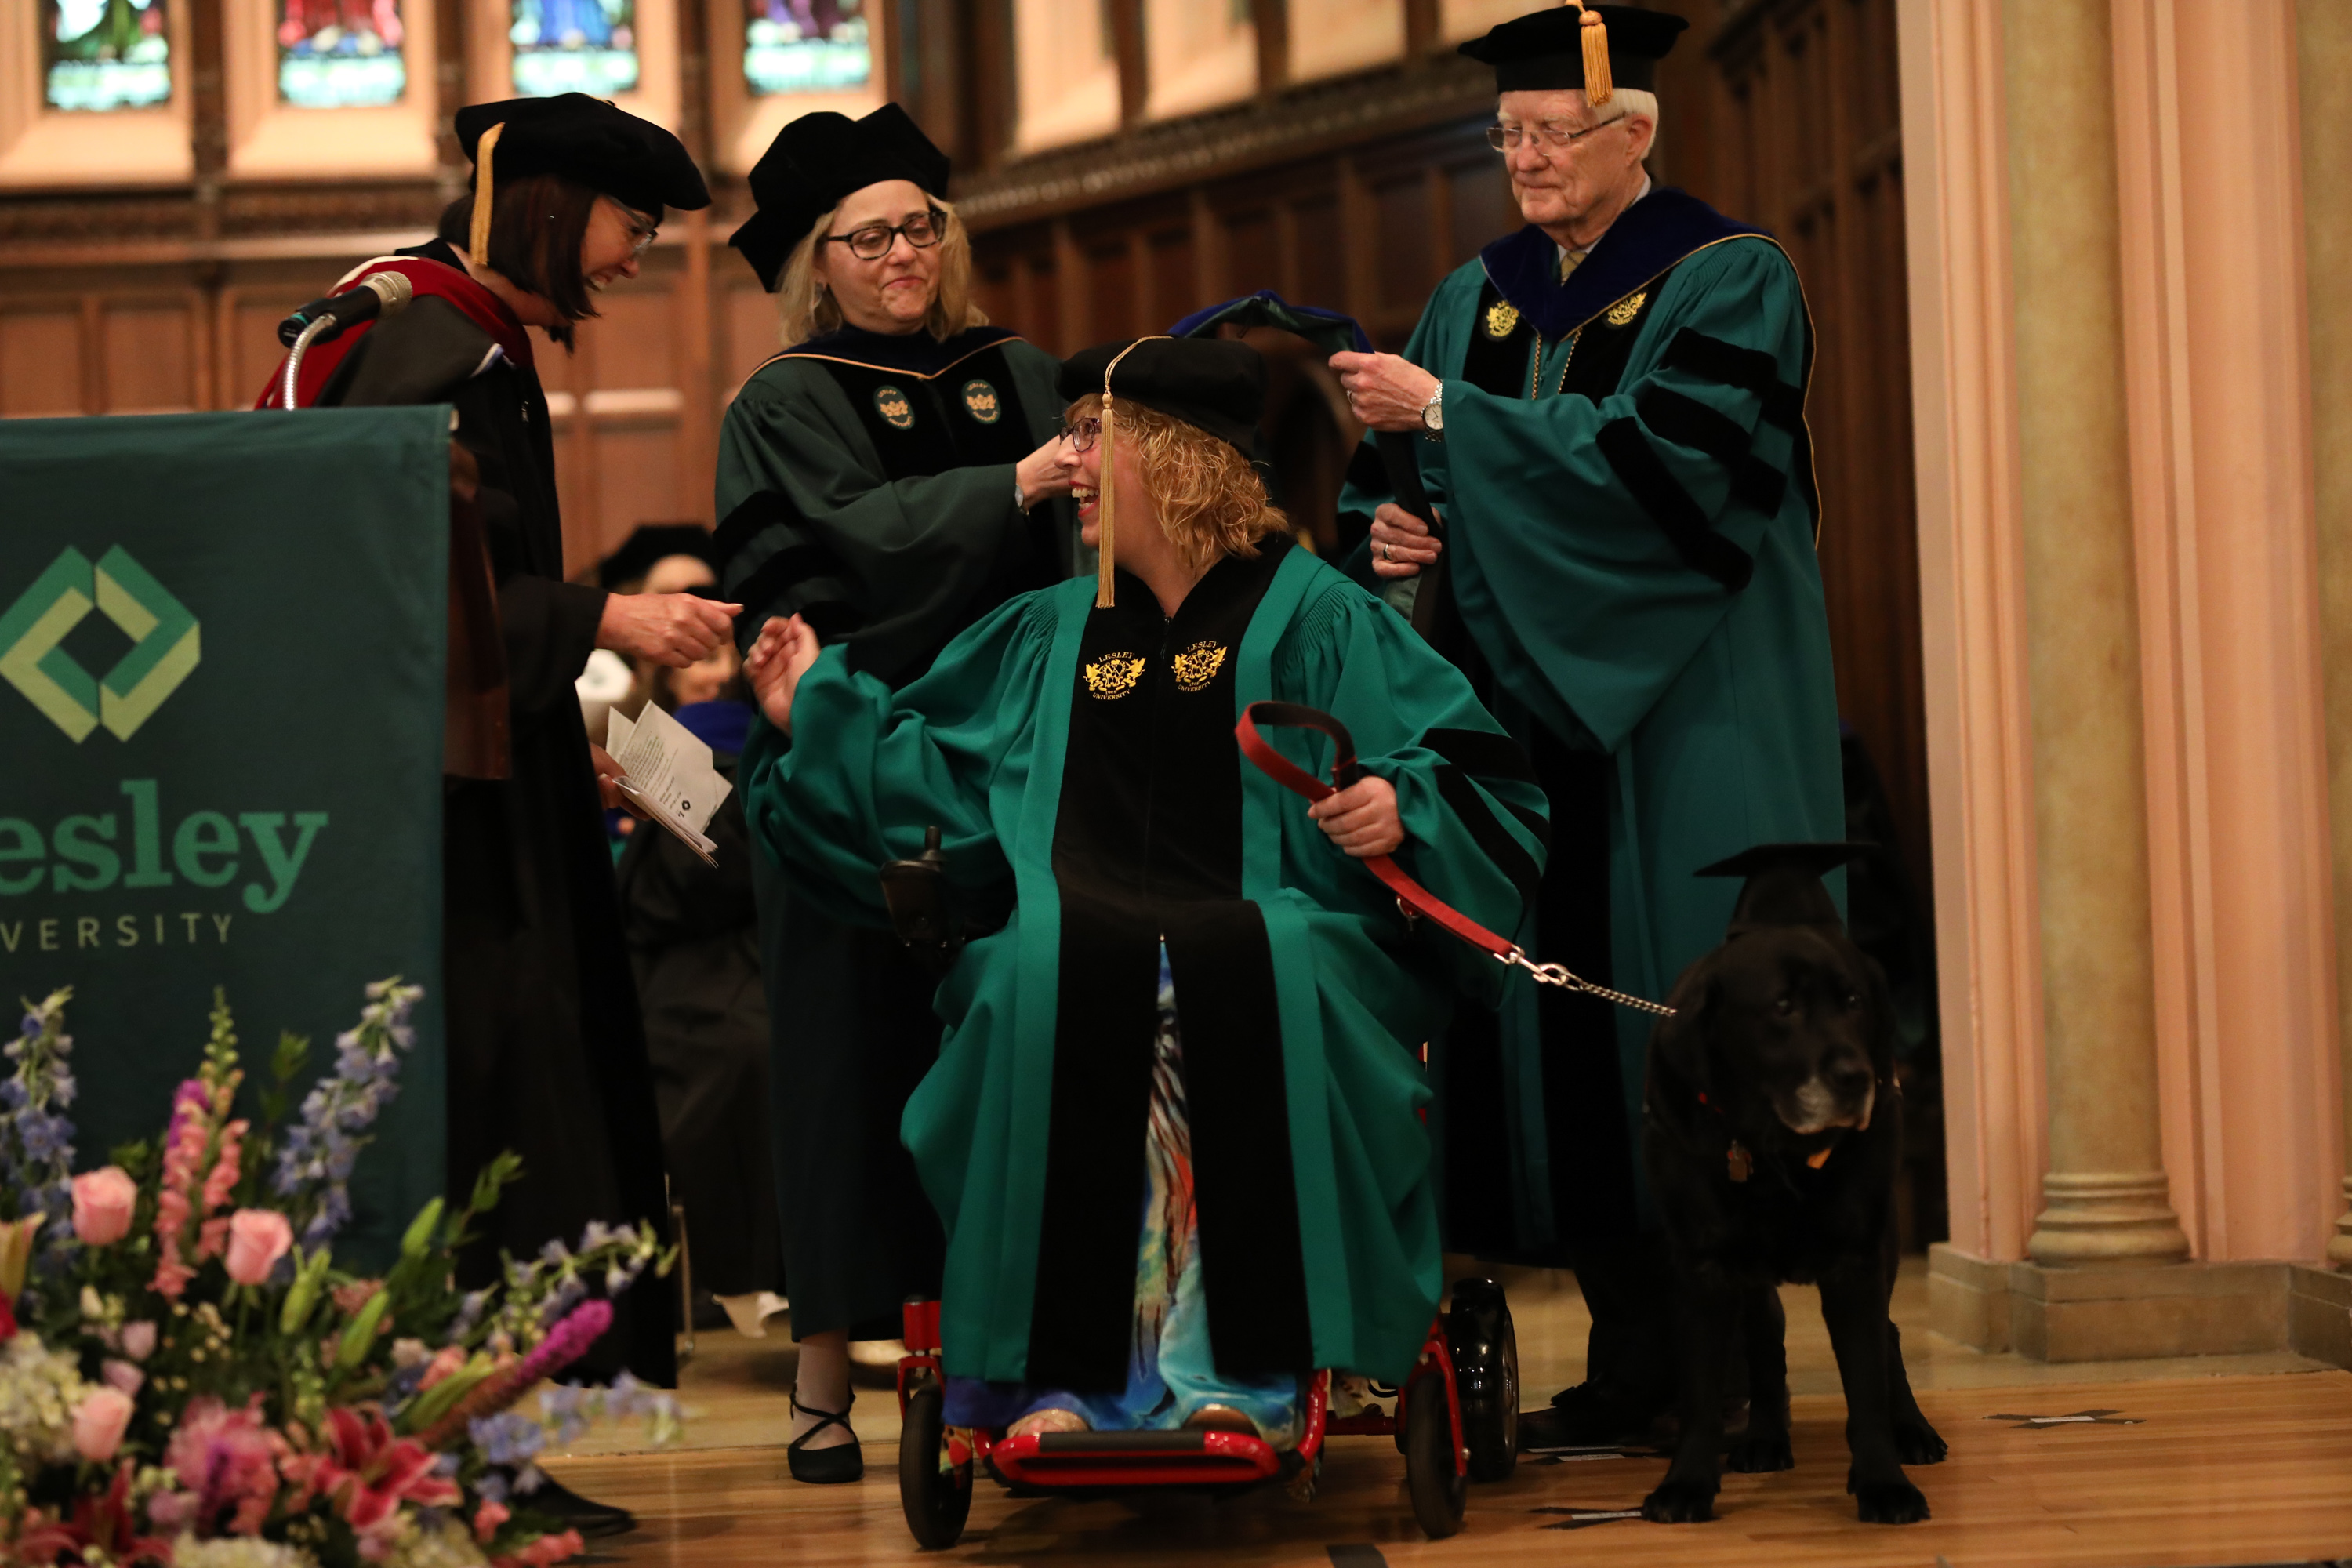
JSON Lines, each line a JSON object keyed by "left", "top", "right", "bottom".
{"left": 741, "top": 541, "right": 1547, "bottom": 1387}
{"left": 1339, "top": 190, "right": 1845, "bottom": 1259}
{"left": 714, "top": 324, "right": 1080, "bottom": 1340}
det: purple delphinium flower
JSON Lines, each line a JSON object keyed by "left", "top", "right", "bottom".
{"left": 2, "top": 991, "right": 78, "bottom": 1246}
{"left": 271, "top": 980, "right": 423, "bottom": 1247}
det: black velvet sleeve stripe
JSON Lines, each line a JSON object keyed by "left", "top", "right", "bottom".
{"left": 1596, "top": 418, "right": 1755, "bottom": 592}
{"left": 1636, "top": 387, "right": 1789, "bottom": 517}
{"left": 713, "top": 488, "right": 794, "bottom": 568}
{"left": 1434, "top": 764, "right": 1543, "bottom": 907}
{"left": 1661, "top": 328, "right": 1804, "bottom": 430}
{"left": 1423, "top": 726, "right": 1539, "bottom": 785}
{"left": 1501, "top": 798, "right": 1552, "bottom": 852}
{"left": 731, "top": 546, "right": 864, "bottom": 636}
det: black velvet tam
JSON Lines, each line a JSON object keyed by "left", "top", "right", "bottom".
{"left": 455, "top": 93, "right": 710, "bottom": 222}
{"left": 729, "top": 103, "right": 951, "bottom": 292}
{"left": 1057, "top": 337, "right": 1266, "bottom": 456}
{"left": 1457, "top": 5, "right": 1690, "bottom": 94}
{"left": 1695, "top": 841, "right": 1870, "bottom": 934}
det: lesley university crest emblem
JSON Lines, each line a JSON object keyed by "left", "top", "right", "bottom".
{"left": 0, "top": 545, "right": 199, "bottom": 742}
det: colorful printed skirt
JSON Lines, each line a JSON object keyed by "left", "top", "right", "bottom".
{"left": 943, "top": 946, "right": 1302, "bottom": 1443}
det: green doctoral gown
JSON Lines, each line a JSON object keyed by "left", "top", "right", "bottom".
{"left": 714, "top": 324, "right": 1083, "bottom": 1340}
{"left": 1339, "top": 189, "right": 1845, "bottom": 1256}
{"left": 740, "top": 540, "right": 1547, "bottom": 1387}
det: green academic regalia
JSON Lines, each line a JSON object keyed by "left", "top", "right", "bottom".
{"left": 714, "top": 323, "right": 1081, "bottom": 1341}
{"left": 1339, "top": 190, "right": 1846, "bottom": 1261}
{"left": 740, "top": 541, "right": 1547, "bottom": 1387}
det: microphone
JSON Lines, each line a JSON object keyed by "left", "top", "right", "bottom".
{"left": 277, "top": 270, "right": 415, "bottom": 347}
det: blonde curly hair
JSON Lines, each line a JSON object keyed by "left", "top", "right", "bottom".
{"left": 773, "top": 194, "right": 986, "bottom": 349}
{"left": 1066, "top": 393, "right": 1290, "bottom": 572}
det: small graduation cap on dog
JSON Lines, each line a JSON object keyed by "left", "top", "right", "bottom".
{"left": 1695, "top": 842, "right": 1871, "bottom": 935}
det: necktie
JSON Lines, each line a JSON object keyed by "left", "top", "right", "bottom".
{"left": 1559, "top": 249, "right": 1587, "bottom": 282}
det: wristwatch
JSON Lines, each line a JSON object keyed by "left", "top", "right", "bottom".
{"left": 1420, "top": 381, "right": 1444, "bottom": 438}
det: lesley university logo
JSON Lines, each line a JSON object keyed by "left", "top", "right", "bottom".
{"left": 0, "top": 546, "right": 199, "bottom": 743}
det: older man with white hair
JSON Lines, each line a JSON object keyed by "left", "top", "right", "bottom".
{"left": 1330, "top": 3, "right": 1845, "bottom": 1450}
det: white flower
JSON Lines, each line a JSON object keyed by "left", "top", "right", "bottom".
{"left": 0, "top": 1333, "right": 89, "bottom": 1464}
{"left": 376, "top": 1519, "right": 492, "bottom": 1568}
{"left": 171, "top": 1537, "right": 321, "bottom": 1568}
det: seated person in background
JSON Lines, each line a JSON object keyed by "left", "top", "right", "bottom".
{"left": 615, "top": 635, "right": 789, "bottom": 1338}
{"left": 739, "top": 336, "right": 1546, "bottom": 1441}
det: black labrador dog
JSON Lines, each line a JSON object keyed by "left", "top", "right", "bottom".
{"left": 1638, "top": 844, "right": 1945, "bottom": 1526}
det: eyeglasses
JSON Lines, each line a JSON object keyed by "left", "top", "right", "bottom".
{"left": 1059, "top": 416, "right": 1102, "bottom": 454}
{"left": 826, "top": 208, "right": 948, "bottom": 262}
{"left": 1486, "top": 116, "right": 1626, "bottom": 156}
{"left": 604, "top": 198, "right": 659, "bottom": 259}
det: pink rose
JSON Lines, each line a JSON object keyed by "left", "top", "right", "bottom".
{"left": 100, "top": 1359, "right": 144, "bottom": 1397}
{"left": 223, "top": 1209, "right": 293, "bottom": 1287}
{"left": 71, "top": 1167, "right": 137, "bottom": 1247}
{"left": 72, "top": 1386, "right": 134, "bottom": 1462}
{"left": 120, "top": 1320, "right": 156, "bottom": 1361}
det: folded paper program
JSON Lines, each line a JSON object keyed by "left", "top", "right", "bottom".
{"left": 606, "top": 702, "right": 732, "bottom": 866}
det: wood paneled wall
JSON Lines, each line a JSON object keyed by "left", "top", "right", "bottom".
{"left": 0, "top": 0, "right": 1926, "bottom": 938}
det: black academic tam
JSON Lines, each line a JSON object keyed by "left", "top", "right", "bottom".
{"left": 455, "top": 93, "right": 710, "bottom": 222}
{"left": 731, "top": 103, "right": 951, "bottom": 292}
{"left": 1057, "top": 337, "right": 1266, "bottom": 456}
{"left": 1458, "top": 5, "right": 1689, "bottom": 94}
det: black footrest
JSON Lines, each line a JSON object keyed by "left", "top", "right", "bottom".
{"left": 1034, "top": 1429, "right": 1210, "bottom": 1454}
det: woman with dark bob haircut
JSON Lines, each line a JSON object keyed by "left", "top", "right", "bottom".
{"left": 261, "top": 96, "right": 724, "bottom": 1534}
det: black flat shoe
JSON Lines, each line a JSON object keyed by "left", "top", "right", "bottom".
{"left": 527, "top": 1475, "right": 637, "bottom": 1538}
{"left": 788, "top": 1394, "right": 863, "bottom": 1484}
{"left": 1517, "top": 1382, "right": 1670, "bottom": 1450}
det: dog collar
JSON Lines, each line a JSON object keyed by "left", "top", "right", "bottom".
{"left": 1699, "top": 1092, "right": 1838, "bottom": 1181}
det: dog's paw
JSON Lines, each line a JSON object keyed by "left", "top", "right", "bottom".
{"left": 1725, "top": 1432, "right": 1794, "bottom": 1473}
{"left": 1640, "top": 1481, "right": 1719, "bottom": 1523}
{"left": 1852, "top": 1476, "right": 1930, "bottom": 1524}
{"left": 1893, "top": 1417, "right": 1947, "bottom": 1466}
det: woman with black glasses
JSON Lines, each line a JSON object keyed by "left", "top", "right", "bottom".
{"left": 713, "top": 103, "right": 1078, "bottom": 1485}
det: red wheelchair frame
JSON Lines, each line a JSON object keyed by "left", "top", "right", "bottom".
{"left": 894, "top": 1281, "right": 1515, "bottom": 1548}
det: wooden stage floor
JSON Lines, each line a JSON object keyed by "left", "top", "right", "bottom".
{"left": 551, "top": 1371, "right": 2352, "bottom": 1567}
{"left": 545, "top": 1265, "right": 2352, "bottom": 1566}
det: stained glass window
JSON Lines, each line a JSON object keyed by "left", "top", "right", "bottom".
{"left": 511, "top": 0, "right": 637, "bottom": 97}
{"left": 43, "top": 0, "right": 172, "bottom": 112}
{"left": 276, "top": 0, "right": 405, "bottom": 108}
{"left": 745, "top": 0, "right": 868, "bottom": 96}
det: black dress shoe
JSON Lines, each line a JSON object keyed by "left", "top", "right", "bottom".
{"left": 528, "top": 1476, "right": 637, "bottom": 1538}
{"left": 787, "top": 1395, "right": 863, "bottom": 1484}
{"left": 1517, "top": 1382, "right": 1669, "bottom": 1450}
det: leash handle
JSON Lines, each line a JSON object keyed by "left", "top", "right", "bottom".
{"left": 1234, "top": 702, "right": 1674, "bottom": 1015}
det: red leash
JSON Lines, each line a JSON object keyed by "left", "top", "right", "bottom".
{"left": 1233, "top": 702, "right": 1674, "bottom": 1015}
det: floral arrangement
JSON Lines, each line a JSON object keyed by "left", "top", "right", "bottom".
{"left": 0, "top": 982, "right": 678, "bottom": 1568}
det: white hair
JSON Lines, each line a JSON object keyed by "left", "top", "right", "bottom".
{"left": 1497, "top": 86, "right": 1660, "bottom": 136}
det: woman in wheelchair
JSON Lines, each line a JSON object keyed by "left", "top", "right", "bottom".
{"left": 740, "top": 335, "right": 1544, "bottom": 1445}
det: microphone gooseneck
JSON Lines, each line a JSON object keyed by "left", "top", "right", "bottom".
{"left": 275, "top": 271, "right": 416, "bottom": 410}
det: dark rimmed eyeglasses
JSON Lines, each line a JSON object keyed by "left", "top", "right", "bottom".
{"left": 1486, "top": 116, "right": 1626, "bottom": 155}
{"left": 826, "top": 208, "right": 948, "bottom": 262}
{"left": 1059, "top": 416, "right": 1102, "bottom": 454}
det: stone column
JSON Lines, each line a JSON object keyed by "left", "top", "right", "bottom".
{"left": 2301, "top": 0, "right": 2352, "bottom": 1273}
{"left": 2002, "top": 0, "right": 2187, "bottom": 1269}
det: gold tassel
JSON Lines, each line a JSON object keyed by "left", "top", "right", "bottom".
{"left": 1096, "top": 389, "right": 1118, "bottom": 608}
{"left": 469, "top": 122, "right": 505, "bottom": 263}
{"left": 1093, "top": 336, "right": 1165, "bottom": 609}
{"left": 1578, "top": 2, "right": 1613, "bottom": 106}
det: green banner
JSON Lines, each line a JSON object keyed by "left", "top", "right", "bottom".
{"left": 0, "top": 408, "right": 449, "bottom": 1261}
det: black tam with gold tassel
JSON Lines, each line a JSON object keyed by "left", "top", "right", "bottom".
{"left": 1456, "top": 4, "right": 1689, "bottom": 98}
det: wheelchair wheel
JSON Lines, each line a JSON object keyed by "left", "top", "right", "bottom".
{"left": 1403, "top": 1371, "right": 1466, "bottom": 1540}
{"left": 1449, "top": 1276, "right": 1519, "bottom": 1483}
{"left": 898, "top": 1377, "right": 972, "bottom": 1550}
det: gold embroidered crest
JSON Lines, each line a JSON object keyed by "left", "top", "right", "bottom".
{"left": 1483, "top": 300, "right": 1521, "bottom": 339}
{"left": 873, "top": 384, "right": 915, "bottom": 430}
{"left": 960, "top": 378, "right": 1001, "bottom": 424}
{"left": 1604, "top": 292, "right": 1649, "bottom": 328}
{"left": 1083, "top": 652, "right": 1146, "bottom": 699}
{"left": 1171, "top": 640, "right": 1228, "bottom": 694}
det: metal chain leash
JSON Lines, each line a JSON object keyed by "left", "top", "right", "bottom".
{"left": 1496, "top": 946, "right": 1678, "bottom": 1016}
